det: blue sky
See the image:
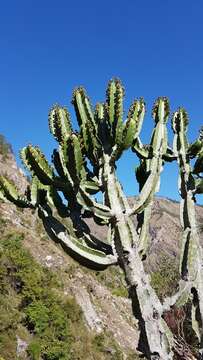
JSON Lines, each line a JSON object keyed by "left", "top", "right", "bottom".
{"left": 1, "top": 0, "right": 203, "bottom": 201}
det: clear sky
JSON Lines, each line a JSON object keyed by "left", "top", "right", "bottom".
{"left": 1, "top": 0, "right": 203, "bottom": 201}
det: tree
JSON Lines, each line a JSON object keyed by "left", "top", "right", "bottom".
{"left": 1, "top": 79, "right": 203, "bottom": 359}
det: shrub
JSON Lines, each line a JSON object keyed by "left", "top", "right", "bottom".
{"left": 150, "top": 254, "right": 180, "bottom": 301}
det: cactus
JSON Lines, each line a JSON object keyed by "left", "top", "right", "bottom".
{"left": 1, "top": 78, "right": 203, "bottom": 359}
{"left": 172, "top": 109, "right": 203, "bottom": 356}
{"left": 133, "top": 98, "right": 169, "bottom": 258}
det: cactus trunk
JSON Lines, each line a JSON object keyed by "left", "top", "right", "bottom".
{"left": 102, "top": 154, "right": 173, "bottom": 359}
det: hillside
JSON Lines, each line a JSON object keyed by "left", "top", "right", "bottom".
{"left": 0, "top": 136, "right": 202, "bottom": 359}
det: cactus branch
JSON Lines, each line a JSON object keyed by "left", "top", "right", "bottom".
{"left": 77, "top": 186, "right": 112, "bottom": 220}
{"left": 172, "top": 108, "right": 203, "bottom": 352}
{"left": 0, "top": 175, "right": 33, "bottom": 208}
{"left": 38, "top": 206, "right": 117, "bottom": 268}
{"left": 48, "top": 105, "right": 72, "bottom": 143}
{"left": 20, "top": 145, "right": 54, "bottom": 185}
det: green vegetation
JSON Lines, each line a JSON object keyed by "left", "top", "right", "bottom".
{"left": 150, "top": 254, "right": 180, "bottom": 301}
{"left": 0, "top": 231, "right": 72, "bottom": 359}
{"left": 95, "top": 266, "right": 128, "bottom": 298}
{"left": 0, "top": 224, "right": 134, "bottom": 359}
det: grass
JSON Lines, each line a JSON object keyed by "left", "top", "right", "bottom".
{"left": 0, "top": 223, "right": 136, "bottom": 359}
{"left": 94, "top": 266, "right": 128, "bottom": 298}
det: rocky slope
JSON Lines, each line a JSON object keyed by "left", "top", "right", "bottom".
{"left": 0, "top": 140, "right": 203, "bottom": 359}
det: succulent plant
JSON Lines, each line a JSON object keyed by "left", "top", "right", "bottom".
{"left": 172, "top": 109, "right": 203, "bottom": 354}
{"left": 1, "top": 79, "right": 203, "bottom": 359}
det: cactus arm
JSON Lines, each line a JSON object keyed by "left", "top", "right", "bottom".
{"left": 111, "top": 98, "right": 146, "bottom": 162}
{"left": 48, "top": 106, "right": 72, "bottom": 143}
{"left": 162, "top": 146, "right": 177, "bottom": 162}
{"left": 72, "top": 87, "right": 99, "bottom": 163}
{"left": 26, "top": 177, "right": 67, "bottom": 214}
{"left": 29, "top": 176, "right": 39, "bottom": 206}
{"left": 191, "top": 279, "right": 203, "bottom": 347}
{"left": 27, "top": 176, "right": 48, "bottom": 207}
{"left": 128, "top": 174, "right": 153, "bottom": 215}
{"left": 193, "top": 151, "right": 203, "bottom": 174}
{"left": 188, "top": 140, "right": 203, "bottom": 158}
{"left": 95, "top": 102, "right": 114, "bottom": 155}
{"left": 81, "top": 180, "right": 100, "bottom": 195}
{"left": 0, "top": 175, "right": 33, "bottom": 208}
{"left": 106, "top": 79, "right": 120, "bottom": 126}
{"left": 82, "top": 232, "right": 114, "bottom": 255}
{"left": 136, "top": 152, "right": 162, "bottom": 258}
{"left": 122, "top": 98, "right": 145, "bottom": 150}
{"left": 128, "top": 98, "right": 169, "bottom": 259}
{"left": 188, "top": 126, "right": 203, "bottom": 158}
{"left": 172, "top": 109, "right": 199, "bottom": 281}
{"left": 150, "top": 97, "right": 169, "bottom": 155}
{"left": 22, "top": 144, "right": 78, "bottom": 199}
{"left": 77, "top": 186, "right": 112, "bottom": 220}
{"left": 136, "top": 158, "right": 161, "bottom": 258}
{"left": 53, "top": 135, "right": 91, "bottom": 197}
{"left": 172, "top": 109, "right": 203, "bottom": 349}
{"left": 192, "top": 300, "right": 201, "bottom": 343}
{"left": 137, "top": 202, "right": 153, "bottom": 259}
{"left": 106, "top": 78, "right": 124, "bottom": 146}
{"left": 135, "top": 158, "right": 152, "bottom": 258}
{"left": 72, "top": 88, "right": 92, "bottom": 145}
{"left": 129, "top": 156, "right": 163, "bottom": 216}
{"left": 58, "top": 143, "right": 74, "bottom": 188}
{"left": 132, "top": 137, "right": 150, "bottom": 159}
{"left": 52, "top": 148, "right": 70, "bottom": 182}
{"left": 0, "top": 188, "right": 8, "bottom": 202}
{"left": 162, "top": 280, "right": 192, "bottom": 311}
{"left": 52, "top": 148, "right": 77, "bottom": 198}
{"left": 47, "top": 186, "right": 68, "bottom": 218}
{"left": 132, "top": 163, "right": 159, "bottom": 215}
{"left": 20, "top": 146, "right": 54, "bottom": 186}
{"left": 194, "top": 177, "right": 203, "bottom": 194}
{"left": 65, "top": 133, "right": 86, "bottom": 184}
{"left": 72, "top": 87, "right": 96, "bottom": 132}
{"left": 129, "top": 98, "right": 169, "bottom": 217}
{"left": 53, "top": 133, "right": 87, "bottom": 190}
{"left": 192, "top": 250, "right": 203, "bottom": 350}
{"left": 102, "top": 152, "right": 139, "bottom": 253}
{"left": 38, "top": 206, "right": 117, "bottom": 268}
